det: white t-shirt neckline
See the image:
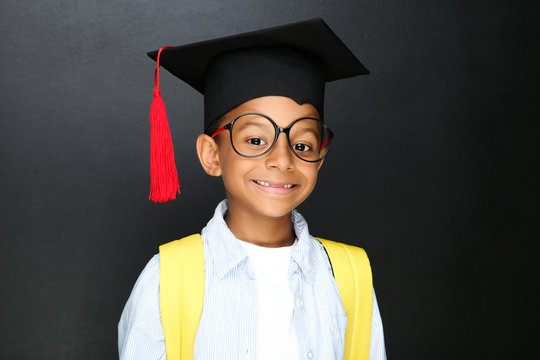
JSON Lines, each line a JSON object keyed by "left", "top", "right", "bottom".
{"left": 238, "top": 238, "right": 300, "bottom": 360}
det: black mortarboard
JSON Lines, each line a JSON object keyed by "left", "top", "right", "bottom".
{"left": 147, "top": 18, "right": 368, "bottom": 202}
{"left": 148, "top": 18, "right": 369, "bottom": 130}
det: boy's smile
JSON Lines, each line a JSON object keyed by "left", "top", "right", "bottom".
{"left": 253, "top": 180, "right": 295, "bottom": 192}
{"left": 204, "top": 96, "right": 324, "bottom": 221}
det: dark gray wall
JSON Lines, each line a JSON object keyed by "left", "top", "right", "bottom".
{"left": 1, "top": 0, "right": 537, "bottom": 358}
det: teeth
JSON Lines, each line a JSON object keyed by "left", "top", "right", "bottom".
{"left": 255, "top": 180, "right": 294, "bottom": 188}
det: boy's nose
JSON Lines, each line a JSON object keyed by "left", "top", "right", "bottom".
{"left": 264, "top": 133, "right": 294, "bottom": 171}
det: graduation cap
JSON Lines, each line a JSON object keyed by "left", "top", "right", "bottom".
{"left": 147, "top": 18, "right": 369, "bottom": 202}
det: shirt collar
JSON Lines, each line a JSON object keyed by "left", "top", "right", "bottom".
{"left": 202, "top": 200, "right": 316, "bottom": 282}
{"left": 202, "top": 200, "right": 249, "bottom": 280}
{"left": 289, "top": 210, "right": 316, "bottom": 282}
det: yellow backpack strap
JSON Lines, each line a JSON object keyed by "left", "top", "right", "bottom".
{"left": 159, "top": 234, "right": 204, "bottom": 360}
{"left": 317, "top": 238, "right": 373, "bottom": 360}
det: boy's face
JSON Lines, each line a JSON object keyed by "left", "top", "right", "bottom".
{"left": 210, "top": 96, "right": 324, "bottom": 220}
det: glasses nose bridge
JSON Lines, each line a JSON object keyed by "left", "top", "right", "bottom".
{"left": 273, "top": 124, "right": 292, "bottom": 149}
{"left": 275, "top": 123, "right": 292, "bottom": 139}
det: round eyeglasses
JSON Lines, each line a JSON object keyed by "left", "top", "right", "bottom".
{"left": 210, "top": 113, "right": 334, "bottom": 162}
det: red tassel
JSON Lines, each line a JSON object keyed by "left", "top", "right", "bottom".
{"left": 149, "top": 46, "right": 180, "bottom": 202}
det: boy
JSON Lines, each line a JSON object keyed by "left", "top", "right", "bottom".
{"left": 119, "top": 19, "right": 386, "bottom": 359}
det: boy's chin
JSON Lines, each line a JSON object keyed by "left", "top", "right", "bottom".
{"left": 229, "top": 197, "right": 300, "bottom": 220}
{"left": 254, "top": 204, "right": 296, "bottom": 219}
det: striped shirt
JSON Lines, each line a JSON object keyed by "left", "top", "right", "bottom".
{"left": 118, "top": 200, "right": 386, "bottom": 359}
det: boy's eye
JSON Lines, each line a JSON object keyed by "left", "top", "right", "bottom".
{"left": 248, "top": 138, "right": 266, "bottom": 146}
{"left": 293, "top": 143, "right": 311, "bottom": 152}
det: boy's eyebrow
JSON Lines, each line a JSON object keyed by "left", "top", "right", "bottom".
{"left": 292, "top": 127, "right": 320, "bottom": 137}
{"left": 238, "top": 119, "right": 270, "bottom": 128}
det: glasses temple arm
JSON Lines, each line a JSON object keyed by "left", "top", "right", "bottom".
{"left": 210, "top": 127, "right": 226, "bottom": 138}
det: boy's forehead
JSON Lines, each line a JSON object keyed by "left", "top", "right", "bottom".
{"left": 147, "top": 18, "right": 368, "bottom": 131}
{"left": 226, "top": 96, "right": 320, "bottom": 121}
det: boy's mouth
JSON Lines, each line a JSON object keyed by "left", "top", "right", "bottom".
{"left": 253, "top": 180, "right": 296, "bottom": 189}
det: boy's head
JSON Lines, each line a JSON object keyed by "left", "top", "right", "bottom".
{"left": 147, "top": 18, "right": 368, "bottom": 203}
{"left": 196, "top": 95, "right": 324, "bottom": 219}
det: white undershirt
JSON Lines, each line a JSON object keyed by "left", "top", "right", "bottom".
{"left": 238, "top": 239, "right": 299, "bottom": 360}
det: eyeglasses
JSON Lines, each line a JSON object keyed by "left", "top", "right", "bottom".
{"left": 210, "top": 113, "right": 334, "bottom": 162}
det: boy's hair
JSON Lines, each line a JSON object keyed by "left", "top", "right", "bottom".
{"left": 204, "top": 114, "right": 226, "bottom": 136}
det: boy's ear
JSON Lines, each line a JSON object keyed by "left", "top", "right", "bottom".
{"left": 317, "top": 158, "right": 324, "bottom": 170}
{"left": 196, "top": 134, "right": 222, "bottom": 176}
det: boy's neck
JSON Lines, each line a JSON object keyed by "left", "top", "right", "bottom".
{"left": 224, "top": 204, "right": 295, "bottom": 248}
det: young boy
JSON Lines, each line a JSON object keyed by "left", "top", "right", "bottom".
{"left": 119, "top": 19, "right": 386, "bottom": 359}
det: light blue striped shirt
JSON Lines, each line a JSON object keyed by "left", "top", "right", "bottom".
{"left": 119, "top": 200, "right": 386, "bottom": 359}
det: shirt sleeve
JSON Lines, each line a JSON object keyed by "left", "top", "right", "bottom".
{"left": 369, "top": 289, "right": 387, "bottom": 360}
{"left": 118, "top": 254, "right": 166, "bottom": 360}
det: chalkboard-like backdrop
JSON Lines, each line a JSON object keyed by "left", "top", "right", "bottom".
{"left": 1, "top": 0, "right": 536, "bottom": 359}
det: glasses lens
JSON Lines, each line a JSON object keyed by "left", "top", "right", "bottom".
{"left": 230, "top": 114, "right": 275, "bottom": 157}
{"left": 289, "top": 118, "right": 331, "bottom": 161}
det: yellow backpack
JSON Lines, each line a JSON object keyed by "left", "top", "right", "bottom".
{"left": 159, "top": 234, "right": 373, "bottom": 359}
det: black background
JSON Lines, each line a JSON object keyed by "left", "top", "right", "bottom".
{"left": 1, "top": 0, "right": 538, "bottom": 359}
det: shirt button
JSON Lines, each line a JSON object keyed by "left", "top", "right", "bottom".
{"left": 306, "top": 350, "right": 314, "bottom": 358}
{"left": 297, "top": 297, "right": 304, "bottom": 309}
